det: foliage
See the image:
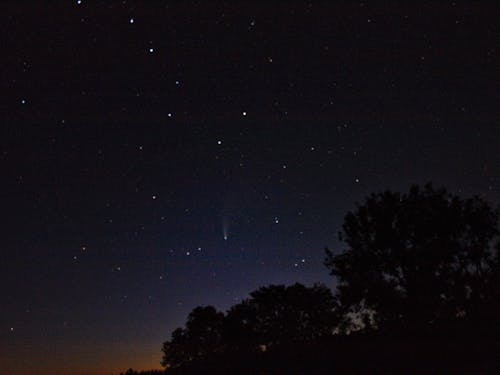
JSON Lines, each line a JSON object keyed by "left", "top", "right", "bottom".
{"left": 161, "top": 306, "right": 224, "bottom": 368}
{"left": 226, "top": 283, "right": 338, "bottom": 347}
{"left": 324, "top": 183, "right": 499, "bottom": 331}
{"left": 161, "top": 283, "right": 337, "bottom": 368}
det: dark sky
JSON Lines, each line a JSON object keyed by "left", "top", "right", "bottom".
{"left": 1, "top": 2, "right": 498, "bottom": 374}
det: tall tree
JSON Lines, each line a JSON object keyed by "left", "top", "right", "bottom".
{"left": 325, "top": 184, "right": 499, "bottom": 331}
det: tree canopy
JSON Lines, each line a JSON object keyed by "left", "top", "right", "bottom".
{"left": 226, "top": 283, "right": 338, "bottom": 347}
{"left": 161, "top": 283, "right": 337, "bottom": 368}
{"left": 161, "top": 306, "right": 224, "bottom": 368}
{"left": 324, "top": 183, "right": 499, "bottom": 331}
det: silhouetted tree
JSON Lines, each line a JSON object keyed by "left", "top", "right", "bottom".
{"left": 160, "top": 328, "right": 190, "bottom": 368}
{"left": 161, "top": 283, "right": 338, "bottom": 368}
{"left": 225, "top": 283, "right": 338, "bottom": 348}
{"left": 325, "top": 183, "right": 499, "bottom": 332}
{"left": 222, "top": 297, "right": 259, "bottom": 349}
{"left": 161, "top": 306, "right": 224, "bottom": 368}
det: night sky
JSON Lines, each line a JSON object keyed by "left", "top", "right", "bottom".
{"left": 1, "top": 2, "right": 498, "bottom": 374}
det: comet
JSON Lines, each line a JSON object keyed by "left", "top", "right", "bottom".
{"left": 222, "top": 217, "right": 229, "bottom": 240}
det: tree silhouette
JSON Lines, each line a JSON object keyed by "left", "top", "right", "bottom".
{"left": 324, "top": 183, "right": 499, "bottom": 332}
{"left": 226, "top": 283, "right": 338, "bottom": 348}
{"left": 223, "top": 297, "right": 259, "bottom": 349}
{"left": 161, "top": 306, "right": 224, "bottom": 368}
{"left": 160, "top": 327, "right": 190, "bottom": 368}
{"left": 185, "top": 306, "right": 225, "bottom": 354}
{"left": 161, "top": 283, "right": 337, "bottom": 368}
